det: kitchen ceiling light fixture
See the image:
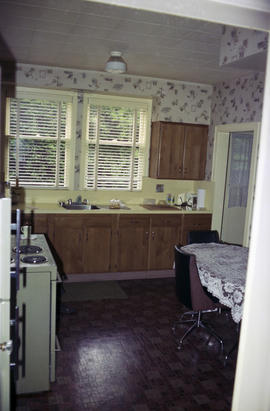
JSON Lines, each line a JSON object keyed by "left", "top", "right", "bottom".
{"left": 105, "top": 51, "right": 127, "bottom": 74}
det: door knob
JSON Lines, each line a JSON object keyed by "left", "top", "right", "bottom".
{"left": 0, "top": 340, "right": 13, "bottom": 354}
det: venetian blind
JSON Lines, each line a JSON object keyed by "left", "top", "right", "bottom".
{"left": 6, "top": 88, "right": 75, "bottom": 188}
{"left": 82, "top": 94, "right": 151, "bottom": 190}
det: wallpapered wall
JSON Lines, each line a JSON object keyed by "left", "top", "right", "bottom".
{"left": 219, "top": 26, "right": 268, "bottom": 66}
{"left": 15, "top": 64, "right": 265, "bottom": 183}
{"left": 16, "top": 63, "right": 212, "bottom": 187}
{"left": 205, "top": 71, "right": 265, "bottom": 179}
{"left": 16, "top": 64, "right": 212, "bottom": 124}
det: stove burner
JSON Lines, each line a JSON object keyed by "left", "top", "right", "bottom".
{"left": 21, "top": 255, "right": 47, "bottom": 264}
{"left": 13, "top": 245, "right": 43, "bottom": 254}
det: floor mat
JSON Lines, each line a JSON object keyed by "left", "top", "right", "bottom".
{"left": 61, "top": 281, "right": 128, "bottom": 301}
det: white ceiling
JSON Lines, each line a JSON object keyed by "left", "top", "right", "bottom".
{"left": 0, "top": 0, "right": 266, "bottom": 85}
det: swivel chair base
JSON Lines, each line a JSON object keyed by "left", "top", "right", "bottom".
{"left": 172, "top": 308, "right": 224, "bottom": 352}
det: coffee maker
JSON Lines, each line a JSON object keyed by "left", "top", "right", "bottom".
{"left": 186, "top": 192, "right": 198, "bottom": 210}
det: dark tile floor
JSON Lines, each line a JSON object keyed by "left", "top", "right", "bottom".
{"left": 16, "top": 278, "right": 238, "bottom": 411}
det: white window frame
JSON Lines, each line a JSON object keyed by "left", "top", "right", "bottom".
{"left": 80, "top": 93, "right": 152, "bottom": 191}
{"left": 5, "top": 86, "right": 77, "bottom": 189}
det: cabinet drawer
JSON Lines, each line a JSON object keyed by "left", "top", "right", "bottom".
{"left": 150, "top": 214, "right": 181, "bottom": 228}
{"left": 181, "top": 214, "right": 212, "bottom": 245}
{"left": 183, "top": 214, "right": 212, "bottom": 228}
{"left": 118, "top": 214, "right": 150, "bottom": 228}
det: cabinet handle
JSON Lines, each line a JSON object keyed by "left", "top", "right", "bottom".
{"left": 151, "top": 231, "right": 155, "bottom": 239}
{"left": 179, "top": 167, "right": 182, "bottom": 173}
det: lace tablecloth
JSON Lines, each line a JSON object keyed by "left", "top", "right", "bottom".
{"left": 181, "top": 243, "right": 249, "bottom": 323}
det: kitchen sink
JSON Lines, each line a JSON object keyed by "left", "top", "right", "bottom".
{"left": 59, "top": 202, "right": 100, "bottom": 210}
{"left": 59, "top": 200, "right": 131, "bottom": 211}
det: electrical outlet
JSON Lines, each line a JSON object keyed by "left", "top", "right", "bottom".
{"left": 156, "top": 184, "right": 164, "bottom": 192}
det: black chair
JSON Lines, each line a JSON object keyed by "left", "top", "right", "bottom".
{"left": 172, "top": 245, "right": 224, "bottom": 351}
{"left": 187, "top": 229, "right": 220, "bottom": 245}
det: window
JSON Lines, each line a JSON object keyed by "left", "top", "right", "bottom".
{"left": 81, "top": 94, "right": 152, "bottom": 190}
{"left": 228, "top": 131, "right": 253, "bottom": 208}
{"left": 6, "top": 87, "right": 76, "bottom": 188}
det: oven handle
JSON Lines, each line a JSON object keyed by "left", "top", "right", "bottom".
{"left": 10, "top": 305, "right": 19, "bottom": 380}
{"left": 18, "top": 303, "right": 26, "bottom": 377}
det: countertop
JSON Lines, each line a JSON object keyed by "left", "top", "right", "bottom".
{"left": 13, "top": 202, "right": 212, "bottom": 215}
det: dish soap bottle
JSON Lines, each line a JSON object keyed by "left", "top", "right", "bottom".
{"left": 166, "top": 193, "right": 172, "bottom": 205}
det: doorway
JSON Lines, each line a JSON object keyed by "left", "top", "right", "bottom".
{"left": 211, "top": 122, "right": 260, "bottom": 247}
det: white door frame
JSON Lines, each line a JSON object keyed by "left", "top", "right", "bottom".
{"left": 212, "top": 122, "right": 260, "bottom": 246}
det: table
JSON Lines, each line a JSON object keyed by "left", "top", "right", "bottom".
{"left": 181, "top": 243, "right": 249, "bottom": 323}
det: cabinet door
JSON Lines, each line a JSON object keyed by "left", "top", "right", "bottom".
{"left": 32, "top": 214, "right": 48, "bottom": 234}
{"left": 183, "top": 125, "right": 208, "bottom": 180}
{"left": 149, "top": 122, "right": 185, "bottom": 178}
{"left": 83, "top": 215, "right": 114, "bottom": 273}
{"left": 118, "top": 215, "right": 150, "bottom": 271}
{"left": 181, "top": 214, "right": 212, "bottom": 245}
{"left": 22, "top": 213, "right": 49, "bottom": 235}
{"left": 149, "top": 215, "right": 181, "bottom": 269}
{"left": 53, "top": 216, "right": 84, "bottom": 274}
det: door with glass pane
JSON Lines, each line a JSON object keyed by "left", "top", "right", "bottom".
{"left": 221, "top": 131, "right": 253, "bottom": 245}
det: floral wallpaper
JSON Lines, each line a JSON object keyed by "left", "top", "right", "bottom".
{"left": 16, "top": 64, "right": 212, "bottom": 124}
{"left": 219, "top": 26, "right": 268, "bottom": 66}
{"left": 205, "top": 71, "right": 265, "bottom": 179}
{"left": 14, "top": 64, "right": 265, "bottom": 185}
{"left": 16, "top": 63, "right": 213, "bottom": 188}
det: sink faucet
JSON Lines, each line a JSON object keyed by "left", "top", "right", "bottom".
{"left": 76, "top": 195, "right": 82, "bottom": 203}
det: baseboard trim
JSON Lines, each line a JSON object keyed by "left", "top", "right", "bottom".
{"left": 66, "top": 270, "right": 174, "bottom": 283}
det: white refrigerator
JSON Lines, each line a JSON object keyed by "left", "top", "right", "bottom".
{"left": 0, "top": 198, "right": 12, "bottom": 411}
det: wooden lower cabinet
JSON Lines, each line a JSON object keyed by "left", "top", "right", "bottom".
{"left": 30, "top": 212, "right": 212, "bottom": 274}
{"left": 181, "top": 213, "right": 212, "bottom": 245}
{"left": 117, "top": 215, "right": 150, "bottom": 271}
{"left": 149, "top": 215, "right": 181, "bottom": 270}
{"left": 83, "top": 215, "right": 116, "bottom": 273}
{"left": 48, "top": 214, "right": 116, "bottom": 275}
{"left": 32, "top": 214, "right": 48, "bottom": 235}
{"left": 52, "top": 215, "right": 84, "bottom": 274}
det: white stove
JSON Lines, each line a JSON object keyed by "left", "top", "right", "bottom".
{"left": 11, "top": 234, "right": 57, "bottom": 272}
{"left": 11, "top": 234, "right": 59, "bottom": 394}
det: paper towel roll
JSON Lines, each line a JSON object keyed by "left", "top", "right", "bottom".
{"left": 197, "top": 189, "right": 206, "bottom": 209}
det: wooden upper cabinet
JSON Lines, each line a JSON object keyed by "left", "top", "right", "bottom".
{"left": 149, "top": 122, "right": 185, "bottom": 179}
{"left": 149, "top": 121, "right": 208, "bottom": 180}
{"left": 183, "top": 124, "right": 208, "bottom": 180}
